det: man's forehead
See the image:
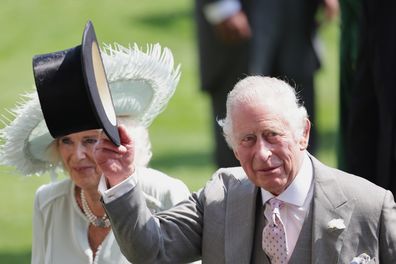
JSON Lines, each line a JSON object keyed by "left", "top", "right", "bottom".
{"left": 232, "top": 100, "right": 284, "bottom": 119}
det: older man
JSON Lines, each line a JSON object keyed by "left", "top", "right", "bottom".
{"left": 96, "top": 76, "right": 396, "bottom": 263}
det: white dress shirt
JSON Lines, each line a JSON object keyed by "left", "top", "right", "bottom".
{"left": 261, "top": 152, "right": 314, "bottom": 261}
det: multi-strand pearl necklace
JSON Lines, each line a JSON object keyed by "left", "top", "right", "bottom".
{"left": 80, "top": 189, "right": 111, "bottom": 228}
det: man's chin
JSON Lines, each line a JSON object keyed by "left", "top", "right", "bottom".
{"left": 255, "top": 176, "right": 288, "bottom": 194}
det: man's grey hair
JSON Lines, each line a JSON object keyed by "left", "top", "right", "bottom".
{"left": 218, "top": 76, "right": 308, "bottom": 149}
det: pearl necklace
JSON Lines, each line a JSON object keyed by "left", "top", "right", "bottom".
{"left": 80, "top": 189, "right": 111, "bottom": 228}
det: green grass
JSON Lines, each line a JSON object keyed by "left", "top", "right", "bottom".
{"left": 315, "top": 19, "right": 340, "bottom": 166}
{"left": 0, "top": 1, "right": 339, "bottom": 263}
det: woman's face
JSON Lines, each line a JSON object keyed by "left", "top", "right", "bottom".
{"left": 58, "top": 130, "right": 102, "bottom": 190}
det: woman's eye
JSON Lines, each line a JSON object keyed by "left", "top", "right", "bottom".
{"left": 84, "top": 138, "right": 98, "bottom": 144}
{"left": 60, "top": 138, "right": 72, "bottom": 145}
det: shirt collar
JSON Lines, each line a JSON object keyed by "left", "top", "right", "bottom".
{"left": 261, "top": 152, "right": 313, "bottom": 207}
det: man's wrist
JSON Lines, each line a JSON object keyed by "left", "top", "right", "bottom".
{"left": 106, "top": 166, "right": 135, "bottom": 188}
{"left": 98, "top": 170, "right": 138, "bottom": 204}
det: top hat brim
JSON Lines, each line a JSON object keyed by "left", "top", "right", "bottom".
{"left": 81, "top": 21, "right": 120, "bottom": 145}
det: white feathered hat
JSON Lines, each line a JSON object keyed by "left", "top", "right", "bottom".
{"left": 0, "top": 43, "right": 180, "bottom": 176}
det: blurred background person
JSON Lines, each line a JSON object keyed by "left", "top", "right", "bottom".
{"left": 194, "top": 0, "right": 339, "bottom": 168}
{"left": 341, "top": 0, "right": 396, "bottom": 196}
{"left": 0, "top": 41, "right": 190, "bottom": 264}
{"left": 337, "top": 0, "right": 362, "bottom": 170}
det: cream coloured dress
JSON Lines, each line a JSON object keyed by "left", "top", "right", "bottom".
{"left": 31, "top": 167, "right": 191, "bottom": 264}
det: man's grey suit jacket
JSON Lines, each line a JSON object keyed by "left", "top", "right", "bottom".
{"left": 104, "top": 155, "right": 396, "bottom": 263}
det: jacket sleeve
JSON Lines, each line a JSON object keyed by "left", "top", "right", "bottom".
{"left": 137, "top": 168, "right": 191, "bottom": 211}
{"left": 104, "top": 183, "right": 203, "bottom": 264}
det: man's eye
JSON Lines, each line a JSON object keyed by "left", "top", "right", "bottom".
{"left": 241, "top": 135, "right": 256, "bottom": 147}
{"left": 265, "top": 131, "right": 282, "bottom": 143}
{"left": 268, "top": 132, "right": 278, "bottom": 137}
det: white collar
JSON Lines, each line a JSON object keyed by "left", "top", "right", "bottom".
{"left": 261, "top": 152, "right": 313, "bottom": 207}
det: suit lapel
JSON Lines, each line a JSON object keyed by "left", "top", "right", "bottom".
{"left": 310, "top": 155, "right": 356, "bottom": 263}
{"left": 224, "top": 176, "right": 258, "bottom": 264}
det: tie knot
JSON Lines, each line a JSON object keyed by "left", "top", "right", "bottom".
{"left": 268, "top": 198, "right": 283, "bottom": 210}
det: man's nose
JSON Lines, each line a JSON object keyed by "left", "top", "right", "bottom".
{"left": 256, "top": 139, "right": 271, "bottom": 161}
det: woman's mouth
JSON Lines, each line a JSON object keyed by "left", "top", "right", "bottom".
{"left": 73, "top": 165, "right": 95, "bottom": 172}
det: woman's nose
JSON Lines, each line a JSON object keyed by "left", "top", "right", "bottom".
{"left": 75, "top": 144, "right": 87, "bottom": 159}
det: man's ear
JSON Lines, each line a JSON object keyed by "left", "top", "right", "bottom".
{"left": 233, "top": 148, "right": 240, "bottom": 161}
{"left": 299, "top": 118, "right": 311, "bottom": 150}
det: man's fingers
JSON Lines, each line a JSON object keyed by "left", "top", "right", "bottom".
{"left": 118, "top": 124, "right": 133, "bottom": 146}
{"left": 96, "top": 129, "right": 127, "bottom": 154}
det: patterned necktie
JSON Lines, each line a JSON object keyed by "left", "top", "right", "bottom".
{"left": 262, "top": 198, "right": 288, "bottom": 264}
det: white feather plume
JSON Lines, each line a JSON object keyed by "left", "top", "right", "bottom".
{"left": 0, "top": 92, "right": 55, "bottom": 176}
{"left": 102, "top": 42, "right": 181, "bottom": 127}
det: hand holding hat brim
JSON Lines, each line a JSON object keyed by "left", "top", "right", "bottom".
{"left": 94, "top": 124, "right": 135, "bottom": 187}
